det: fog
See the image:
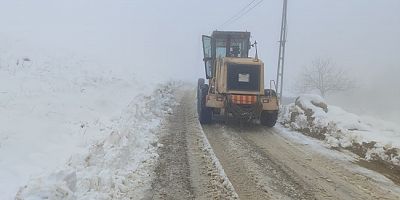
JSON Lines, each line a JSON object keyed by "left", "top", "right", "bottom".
{"left": 0, "top": 0, "right": 399, "bottom": 122}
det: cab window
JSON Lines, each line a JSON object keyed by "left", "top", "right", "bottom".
{"left": 202, "top": 35, "right": 213, "bottom": 78}
{"left": 216, "top": 39, "right": 227, "bottom": 58}
{"left": 230, "top": 39, "right": 244, "bottom": 57}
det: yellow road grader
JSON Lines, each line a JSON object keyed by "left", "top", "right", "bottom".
{"left": 197, "top": 31, "right": 279, "bottom": 126}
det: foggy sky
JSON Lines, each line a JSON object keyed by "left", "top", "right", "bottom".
{"left": 0, "top": 0, "right": 399, "bottom": 121}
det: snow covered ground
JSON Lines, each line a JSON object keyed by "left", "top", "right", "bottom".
{"left": 281, "top": 94, "right": 400, "bottom": 167}
{"left": 0, "top": 44, "right": 177, "bottom": 199}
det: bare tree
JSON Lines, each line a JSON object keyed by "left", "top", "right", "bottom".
{"left": 295, "top": 58, "right": 354, "bottom": 97}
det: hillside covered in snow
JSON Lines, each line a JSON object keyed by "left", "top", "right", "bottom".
{"left": 0, "top": 43, "right": 178, "bottom": 199}
{"left": 281, "top": 94, "right": 400, "bottom": 168}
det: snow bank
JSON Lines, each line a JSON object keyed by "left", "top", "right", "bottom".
{"left": 15, "top": 83, "right": 178, "bottom": 199}
{"left": 281, "top": 94, "right": 400, "bottom": 167}
{"left": 0, "top": 43, "right": 178, "bottom": 199}
{"left": 0, "top": 57, "right": 136, "bottom": 199}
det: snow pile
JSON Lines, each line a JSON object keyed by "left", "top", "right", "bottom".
{"left": 0, "top": 43, "right": 179, "bottom": 199}
{"left": 0, "top": 56, "right": 139, "bottom": 199}
{"left": 281, "top": 94, "right": 400, "bottom": 167}
{"left": 15, "top": 83, "right": 178, "bottom": 199}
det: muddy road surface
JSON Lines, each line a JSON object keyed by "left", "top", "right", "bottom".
{"left": 152, "top": 91, "right": 400, "bottom": 200}
{"left": 151, "top": 91, "right": 237, "bottom": 200}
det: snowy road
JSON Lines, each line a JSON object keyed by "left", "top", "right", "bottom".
{"left": 152, "top": 91, "right": 237, "bottom": 199}
{"left": 204, "top": 125, "right": 400, "bottom": 200}
{"left": 153, "top": 91, "right": 400, "bottom": 200}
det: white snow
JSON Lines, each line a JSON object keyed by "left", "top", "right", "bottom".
{"left": 0, "top": 43, "right": 177, "bottom": 199}
{"left": 281, "top": 94, "right": 400, "bottom": 166}
{"left": 275, "top": 125, "right": 356, "bottom": 162}
{"left": 15, "top": 83, "right": 177, "bottom": 199}
{"left": 197, "top": 123, "right": 239, "bottom": 199}
{"left": 275, "top": 124, "right": 400, "bottom": 194}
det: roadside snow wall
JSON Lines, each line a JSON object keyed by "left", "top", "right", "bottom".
{"left": 15, "top": 82, "right": 178, "bottom": 200}
{"left": 281, "top": 94, "right": 400, "bottom": 168}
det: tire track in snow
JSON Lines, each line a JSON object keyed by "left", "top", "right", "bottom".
{"left": 152, "top": 90, "right": 238, "bottom": 199}
{"left": 203, "top": 121, "right": 400, "bottom": 199}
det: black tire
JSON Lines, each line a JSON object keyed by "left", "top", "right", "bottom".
{"left": 197, "top": 78, "right": 205, "bottom": 99}
{"left": 197, "top": 78, "right": 205, "bottom": 115}
{"left": 197, "top": 83, "right": 212, "bottom": 124}
{"left": 260, "top": 111, "right": 278, "bottom": 127}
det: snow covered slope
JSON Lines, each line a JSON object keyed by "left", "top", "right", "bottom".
{"left": 15, "top": 83, "right": 177, "bottom": 199}
{"left": 281, "top": 94, "right": 400, "bottom": 167}
{"left": 0, "top": 45, "right": 177, "bottom": 199}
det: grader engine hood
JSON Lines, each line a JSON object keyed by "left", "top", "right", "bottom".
{"left": 227, "top": 64, "right": 260, "bottom": 92}
{"left": 216, "top": 57, "right": 265, "bottom": 95}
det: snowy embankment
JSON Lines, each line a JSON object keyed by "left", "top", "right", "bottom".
{"left": 281, "top": 94, "right": 400, "bottom": 167}
{"left": 0, "top": 50, "right": 178, "bottom": 199}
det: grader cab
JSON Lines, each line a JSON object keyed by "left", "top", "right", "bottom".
{"left": 197, "top": 31, "right": 279, "bottom": 126}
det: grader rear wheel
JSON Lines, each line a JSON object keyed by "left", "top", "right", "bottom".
{"left": 260, "top": 111, "right": 278, "bottom": 127}
{"left": 197, "top": 78, "right": 205, "bottom": 114}
{"left": 197, "top": 79, "right": 212, "bottom": 124}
